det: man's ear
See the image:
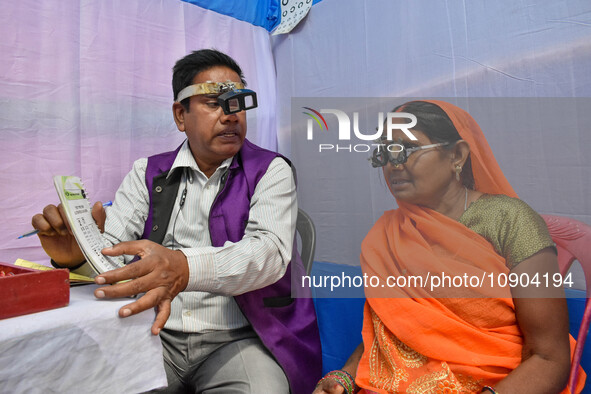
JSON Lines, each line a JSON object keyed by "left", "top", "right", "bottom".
{"left": 172, "top": 102, "right": 186, "bottom": 132}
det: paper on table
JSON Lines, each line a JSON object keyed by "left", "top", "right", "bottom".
{"left": 14, "top": 258, "right": 94, "bottom": 284}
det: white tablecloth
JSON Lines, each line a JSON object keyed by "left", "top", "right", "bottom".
{"left": 0, "top": 284, "right": 167, "bottom": 393}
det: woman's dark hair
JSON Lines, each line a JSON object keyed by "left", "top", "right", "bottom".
{"left": 172, "top": 49, "right": 246, "bottom": 110}
{"left": 394, "top": 101, "right": 475, "bottom": 189}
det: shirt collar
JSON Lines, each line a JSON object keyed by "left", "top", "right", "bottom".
{"left": 167, "top": 139, "right": 233, "bottom": 179}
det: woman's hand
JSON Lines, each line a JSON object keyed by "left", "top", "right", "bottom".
{"left": 314, "top": 343, "right": 364, "bottom": 394}
{"left": 313, "top": 378, "right": 346, "bottom": 394}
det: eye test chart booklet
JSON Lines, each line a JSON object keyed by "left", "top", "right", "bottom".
{"left": 53, "top": 175, "right": 124, "bottom": 277}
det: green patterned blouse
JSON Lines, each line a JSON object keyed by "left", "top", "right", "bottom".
{"left": 458, "top": 194, "right": 555, "bottom": 270}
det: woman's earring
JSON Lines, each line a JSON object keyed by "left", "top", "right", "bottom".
{"left": 455, "top": 165, "right": 462, "bottom": 182}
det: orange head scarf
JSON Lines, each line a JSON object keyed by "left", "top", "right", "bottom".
{"left": 422, "top": 100, "right": 516, "bottom": 197}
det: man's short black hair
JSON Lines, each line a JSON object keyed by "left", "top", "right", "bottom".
{"left": 172, "top": 49, "right": 246, "bottom": 110}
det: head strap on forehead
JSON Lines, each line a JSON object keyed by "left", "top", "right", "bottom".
{"left": 175, "top": 81, "right": 245, "bottom": 102}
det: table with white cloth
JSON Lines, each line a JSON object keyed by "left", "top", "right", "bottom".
{"left": 0, "top": 284, "right": 167, "bottom": 393}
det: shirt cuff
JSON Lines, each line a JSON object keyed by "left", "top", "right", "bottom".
{"left": 50, "top": 259, "right": 87, "bottom": 270}
{"left": 180, "top": 247, "right": 218, "bottom": 292}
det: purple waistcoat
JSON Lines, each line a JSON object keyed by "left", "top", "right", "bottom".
{"left": 141, "top": 139, "right": 321, "bottom": 394}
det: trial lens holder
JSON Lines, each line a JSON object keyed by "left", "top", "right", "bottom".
{"left": 175, "top": 81, "right": 258, "bottom": 115}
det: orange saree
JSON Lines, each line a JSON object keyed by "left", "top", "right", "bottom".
{"left": 356, "top": 100, "right": 585, "bottom": 393}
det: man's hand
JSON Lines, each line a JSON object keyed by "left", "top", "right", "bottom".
{"left": 31, "top": 201, "right": 107, "bottom": 266}
{"left": 94, "top": 240, "right": 189, "bottom": 335}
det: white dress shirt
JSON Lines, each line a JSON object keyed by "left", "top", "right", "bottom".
{"left": 100, "top": 140, "right": 297, "bottom": 333}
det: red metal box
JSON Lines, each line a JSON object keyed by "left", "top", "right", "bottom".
{"left": 0, "top": 262, "right": 70, "bottom": 319}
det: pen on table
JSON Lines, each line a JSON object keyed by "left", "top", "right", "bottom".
{"left": 18, "top": 201, "right": 113, "bottom": 239}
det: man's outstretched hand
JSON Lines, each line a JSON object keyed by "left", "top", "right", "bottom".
{"left": 94, "top": 240, "right": 189, "bottom": 335}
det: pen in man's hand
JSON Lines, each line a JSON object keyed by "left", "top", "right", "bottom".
{"left": 18, "top": 201, "right": 113, "bottom": 239}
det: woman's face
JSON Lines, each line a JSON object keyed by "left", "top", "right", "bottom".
{"left": 382, "top": 128, "right": 455, "bottom": 208}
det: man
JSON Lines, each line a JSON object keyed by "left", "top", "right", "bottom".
{"left": 32, "top": 49, "right": 321, "bottom": 393}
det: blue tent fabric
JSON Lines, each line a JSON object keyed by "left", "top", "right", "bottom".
{"left": 181, "top": 0, "right": 323, "bottom": 31}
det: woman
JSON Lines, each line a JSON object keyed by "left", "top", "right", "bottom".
{"left": 314, "top": 100, "right": 585, "bottom": 393}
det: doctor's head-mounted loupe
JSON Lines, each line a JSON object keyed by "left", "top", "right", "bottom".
{"left": 175, "top": 81, "right": 258, "bottom": 115}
